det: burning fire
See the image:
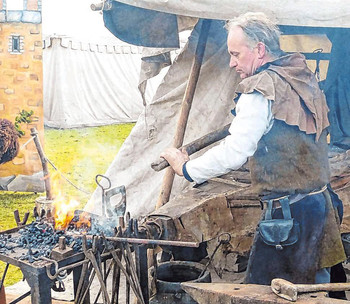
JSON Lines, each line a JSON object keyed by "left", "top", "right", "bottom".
{"left": 50, "top": 171, "right": 89, "bottom": 230}
{"left": 53, "top": 197, "right": 80, "bottom": 230}
{"left": 75, "top": 212, "right": 91, "bottom": 229}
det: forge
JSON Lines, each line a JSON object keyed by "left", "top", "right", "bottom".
{"left": 0, "top": 196, "right": 201, "bottom": 304}
{"left": 0, "top": 207, "right": 118, "bottom": 304}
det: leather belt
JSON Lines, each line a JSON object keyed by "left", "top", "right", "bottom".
{"left": 260, "top": 185, "right": 328, "bottom": 210}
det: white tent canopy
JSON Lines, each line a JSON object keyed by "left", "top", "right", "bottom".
{"left": 43, "top": 37, "right": 161, "bottom": 128}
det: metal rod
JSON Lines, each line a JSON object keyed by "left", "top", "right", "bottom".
{"left": 13, "top": 210, "right": 29, "bottom": 226}
{"left": 79, "top": 268, "right": 96, "bottom": 304}
{"left": 156, "top": 19, "right": 212, "bottom": 209}
{"left": 8, "top": 291, "right": 31, "bottom": 304}
{"left": 152, "top": 123, "right": 230, "bottom": 171}
{"left": 94, "top": 261, "right": 114, "bottom": 304}
{"left": 74, "top": 262, "right": 89, "bottom": 304}
{"left": 84, "top": 235, "right": 200, "bottom": 247}
{"left": 111, "top": 260, "right": 120, "bottom": 304}
{"left": 124, "top": 244, "right": 144, "bottom": 303}
{"left": 45, "top": 249, "right": 118, "bottom": 281}
{"left": 108, "top": 247, "right": 144, "bottom": 303}
{"left": 138, "top": 245, "right": 149, "bottom": 304}
{"left": 0, "top": 263, "right": 9, "bottom": 290}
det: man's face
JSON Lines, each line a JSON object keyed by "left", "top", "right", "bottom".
{"left": 227, "top": 26, "right": 261, "bottom": 79}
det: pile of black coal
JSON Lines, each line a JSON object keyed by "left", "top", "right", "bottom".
{"left": 0, "top": 221, "right": 86, "bottom": 263}
{"left": 0, "top": 211, "right": 117, "bottom": 263}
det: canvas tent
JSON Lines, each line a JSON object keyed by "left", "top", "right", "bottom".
{"left": 86, "top": 0, "right": 350, "bottom": 217}
{"left": 43, "top": 36, "right": 162, "bottom": 128}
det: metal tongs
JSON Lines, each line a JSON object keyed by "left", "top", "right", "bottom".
{"left": 95, "top": 174, "right": 126, "bottom": 218}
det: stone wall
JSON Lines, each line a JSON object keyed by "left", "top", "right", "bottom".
{"left": 0, "top": 2, "right": 44, "bottom": 191}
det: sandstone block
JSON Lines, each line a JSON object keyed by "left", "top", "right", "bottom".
{"left": 4, "top": 88, "right": 14, "bottom": 94}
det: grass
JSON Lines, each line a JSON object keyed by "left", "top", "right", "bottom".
{"left": 0, "top": 123, "right": 134, "bottom": 286}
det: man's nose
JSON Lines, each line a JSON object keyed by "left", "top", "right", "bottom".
{"left": 229, "top": 57, "right": 237, "bottom": 68}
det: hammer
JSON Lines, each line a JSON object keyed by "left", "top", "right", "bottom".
{"left": 271, "top": 278, "right": 350, "bottom": 302}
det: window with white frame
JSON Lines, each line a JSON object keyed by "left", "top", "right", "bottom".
{"left": 9, "top": 35, "right": 24, "bottom": 54}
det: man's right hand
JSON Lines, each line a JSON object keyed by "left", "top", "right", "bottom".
{"left": 160, "top": 147, "right": 190, "bottom": 176}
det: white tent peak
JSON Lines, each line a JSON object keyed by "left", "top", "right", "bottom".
{"left": 42, "top": 36, "right": 143, "bottom": 55}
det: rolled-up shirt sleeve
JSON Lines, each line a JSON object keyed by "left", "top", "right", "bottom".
{"left": 185, "top": 92, "right": 273, "bottom": 184}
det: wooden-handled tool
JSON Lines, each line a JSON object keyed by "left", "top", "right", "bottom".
{"left": 271, "top": 278, "right": 350, "bottom": 301}
{"left": 151, "top": 123, "right": 230, "bottom": 172}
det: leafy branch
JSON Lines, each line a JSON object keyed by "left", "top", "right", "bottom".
{"left": 14, "top": 110, "right": 33, "bottom": 137}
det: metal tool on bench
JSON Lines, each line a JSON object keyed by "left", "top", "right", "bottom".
{"left": 271, "top": 278, "right": 350, "bottom": 302}
{"left": 151, "top": 123, "right": 230, "bottom": 171}
{"left": 95, "top": 174, "right": 126, "bottom": 218}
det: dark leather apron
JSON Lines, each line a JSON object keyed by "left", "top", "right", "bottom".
{"left": 245, "top": 189, "right": 330, "bottom": 285}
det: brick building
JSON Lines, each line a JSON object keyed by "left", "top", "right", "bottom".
{"left": 0, "top": 0, "right": 44, "bottom": 192}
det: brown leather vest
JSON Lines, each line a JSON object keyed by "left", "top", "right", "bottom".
{"left": 249, "top": 120, "right": 330, "bottom": 194}
{"left": 236, "top": 53, "right": 330, "bottom": 194}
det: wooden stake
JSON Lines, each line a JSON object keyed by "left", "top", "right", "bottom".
{"left": 155, "top": 19, "right": 212, "bottom": 209}
{"left": 30, "top": 128, "right": 53, "bottom": 200}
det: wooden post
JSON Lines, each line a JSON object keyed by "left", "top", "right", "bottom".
{"left": 155, "top": 19, "right": 212, "bottom": 209}
{"left": 30, "top": 128, "right": 53, "bottom": 200}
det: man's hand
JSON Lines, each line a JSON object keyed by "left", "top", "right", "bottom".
{"left": 160, "top": 147, "right": 190, "bottom": 176}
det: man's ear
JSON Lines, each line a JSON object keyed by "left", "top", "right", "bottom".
{"left": 256, "top": 42, "right": 266, "bottom": 59}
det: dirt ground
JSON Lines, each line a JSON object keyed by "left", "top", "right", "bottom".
{"left": 4, "top": 261, "right": 136, "bottom": 304}
{"left": 4, "top": 261, "right": 350, "bottom": 303}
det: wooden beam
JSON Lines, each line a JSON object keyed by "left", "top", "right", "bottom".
{"left": 155, "top": 19, "right": 212, "bottom": 209}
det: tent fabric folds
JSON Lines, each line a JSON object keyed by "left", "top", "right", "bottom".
{"left": 43, "top": 37, "right": 159, "bottom": 128}
{"left": 86, "top": 20, "right": 241, "bottom": 217}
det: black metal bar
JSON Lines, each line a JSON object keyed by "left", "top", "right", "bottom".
{"left": 126, "top": 268, "right": 130, "bottom": 304}
{"left": 8, "top": 290, "right": 31, "bottom": 304}
{"left": 0, "top": 263, "right": 9, "bottom": 290}
{"left": 73, "top": 264, "right": 91, "bottom": 304}
{"left": 133, "top": 220, "right": 141, "bottom": 280}
{"left": 111, "top": 259, "right": 121, "bottom": 304}
{"left": 138, "top": 245, "right": 149, "bottom": 304}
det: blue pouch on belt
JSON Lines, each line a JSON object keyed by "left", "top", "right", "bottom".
{"left": 259, "top": 197, "right": 300, "bottom": 250}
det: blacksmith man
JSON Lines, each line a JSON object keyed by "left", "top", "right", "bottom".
{"left": 161, "top": 12, "right": 346, "bottom": 289}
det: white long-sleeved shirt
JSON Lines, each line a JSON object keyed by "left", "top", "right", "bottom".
{"left": 184, "top": 92, "right": 274, "bottom": 184}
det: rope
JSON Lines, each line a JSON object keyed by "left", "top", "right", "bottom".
{"left": 22, "top": 132, "right": 92, "bottom": 196}
{"left": 45, "top": 157, "right": 92, "bottom": 196}
{"left": 20, "top": 136, "right": 35, "bottom": 149}
{"left": 313, "top": 48, "right": 323, "bottom": 83}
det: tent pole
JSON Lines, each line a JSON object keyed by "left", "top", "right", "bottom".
{"left": 156, "top": 19, "right": 212, "bottom": 209}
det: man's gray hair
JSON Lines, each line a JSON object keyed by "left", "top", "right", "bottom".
{"left": 225, "top": 12, "right": 282, "bottom": 57}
